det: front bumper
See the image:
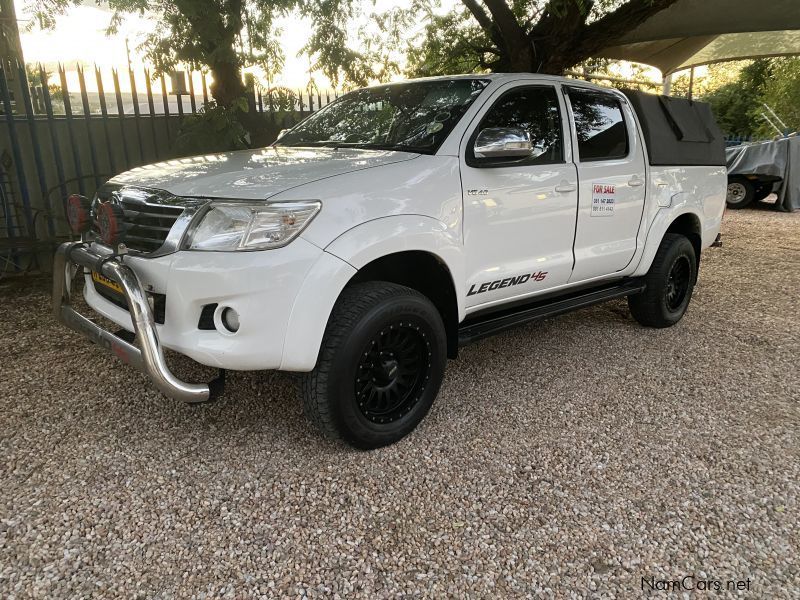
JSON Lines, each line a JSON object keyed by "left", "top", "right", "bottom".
{"left": 53, "top": 241, "right": 218, "bottom": 403}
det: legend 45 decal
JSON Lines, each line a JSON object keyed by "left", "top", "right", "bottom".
{"left": 467, "top": 271, "right": 548, "bottom": 296}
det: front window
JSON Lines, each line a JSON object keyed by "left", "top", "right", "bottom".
{"left": 275, "top": 79, "right": 489, "bottom": 154}
{"left": 472, "top": 85, "right": 564, "bottom": 165}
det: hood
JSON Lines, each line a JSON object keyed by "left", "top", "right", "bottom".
{"left": 108, "top": 146, "right": 419, "bottom": 200}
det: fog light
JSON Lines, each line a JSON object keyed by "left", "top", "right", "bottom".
{"left": 96, "top": 201, "right": 126, "bottom": 245}
{"left": 221, "top": 307, "right": 240, "bottom": 333}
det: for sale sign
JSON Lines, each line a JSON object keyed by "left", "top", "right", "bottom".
{"left": 591, "top": 183, "right": 616, "bottom": 217}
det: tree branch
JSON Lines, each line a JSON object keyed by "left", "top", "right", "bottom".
{"left": 480, "top": 0, "right": 532, "bottom": 69}
{"left": 579, "top": 0, "right": 680, "bottom": 53}
{"left": 481, "top": 0, "right": 527, "bottom": 44}
{"left": 461, "top": 0, "right": 505, "bottom": 54}
{"left": 461, "top": 0, "right": 493, "bottom": 31}
{"left": 468, "top": 44, "right": 500, "bottom": 56}
{"left": 530, "top": 0, "right": 593, "bottom": 41}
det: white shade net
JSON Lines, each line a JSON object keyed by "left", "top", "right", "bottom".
{"left": 597, "top": 0, "right": 800, "bottom": 74}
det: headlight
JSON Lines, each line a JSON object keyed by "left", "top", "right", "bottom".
{"left": 185, "top": 200, "right": 321, "bottom": 251}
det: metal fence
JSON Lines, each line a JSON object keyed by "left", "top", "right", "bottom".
{"left": 0, "top": 61, "right": 336, "bottom": 274}
{"left": 725, "top": 135, "right": 758, "bottom": 147}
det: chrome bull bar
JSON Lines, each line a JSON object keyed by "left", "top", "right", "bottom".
{"left": 53, "top": 241, "right": 216, "bottom": 403}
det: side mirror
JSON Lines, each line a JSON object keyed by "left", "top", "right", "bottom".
{"left": 276, "top": 128, "right": 291, "bottom": 141}
{"left": 474, "top": 127, "right": 533, "bottom": 159}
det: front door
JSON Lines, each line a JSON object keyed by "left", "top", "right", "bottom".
{"left": 565, "top": 86, "right": 647, "bottom": 283}
{"left": 461, "top": 84, "right": 579, "bottom": 309}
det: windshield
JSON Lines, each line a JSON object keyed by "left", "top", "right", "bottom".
{"left": 274, "top": 79, "right": 489, "bottom": 154}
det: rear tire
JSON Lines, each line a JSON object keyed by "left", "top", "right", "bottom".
{"left": 726, "top": 176, "right": 754, "bottom": 209}
{"left": 628, "top": 234, "right": 697, "bottom": 328}
{"left": 301, "top": 281, "right": 447, "bottom": 450}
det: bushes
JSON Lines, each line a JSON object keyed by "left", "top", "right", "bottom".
{"left": 173, "top": 99, "right": 251, "bottom": 155}
{"left": 173, "top": 87, "right": 302, "bottom": 155}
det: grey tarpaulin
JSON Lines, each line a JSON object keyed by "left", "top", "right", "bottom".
{"left": 726, "top": 137, "right": 800, "bottom": 211}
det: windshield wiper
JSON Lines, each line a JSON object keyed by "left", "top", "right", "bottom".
{"left": 277, "top": 140, "right": 428, "bottom": 154}
{"left": 276, "top": 140, "right": 344, "bottom": 149}
{"left": 346, "top": 142, "right": 428, "bottom": 154}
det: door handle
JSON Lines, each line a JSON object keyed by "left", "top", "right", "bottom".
{"left": 554, "top": 182, "right": 577, "bottom": 193}
{"left": 628, "top": 176, "right": 645, "bottom": 187}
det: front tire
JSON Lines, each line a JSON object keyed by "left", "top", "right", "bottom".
{"left": 301, "top": 281, "right": 447, "bottom": 449}
{"left": 628, "top": 233, "right": 697, "bottom": 328}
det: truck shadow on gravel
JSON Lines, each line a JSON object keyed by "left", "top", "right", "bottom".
{"left": 1, "top": 275, "right": 688, "bottom": 459}
{"left": 153, "top": 297, "right": 640, "bottom": 451}
{"left": 146, "top": 353, "right": 338, "bottom": 449}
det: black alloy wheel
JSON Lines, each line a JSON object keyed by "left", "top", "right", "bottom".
{"left": 302, "top": 281, "right": 447, "bottom": 449}
{"left": 628, "top": 233, "right": 697, "bottom": 328}
{"left": 665, "top": 255, "right": 691, "bottom": 312}
{"left": 355, "top": 323, "right": 431, "bottom": 424}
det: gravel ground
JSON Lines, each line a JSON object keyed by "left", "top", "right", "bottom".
{"left": 1, "top": 207, "right": 799, "bottom": 598}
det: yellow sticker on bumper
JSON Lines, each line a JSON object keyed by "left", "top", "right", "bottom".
{"left": 92, "top": 271, "right": 123, "bottom": 295}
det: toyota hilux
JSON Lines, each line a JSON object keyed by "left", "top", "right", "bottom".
{"left": 54, "top": 74, "right": 727, "bottom": 448}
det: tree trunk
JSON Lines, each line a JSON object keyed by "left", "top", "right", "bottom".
{"left": 209, "top": 60, "right": 246, "bottom": 108}
{"left": 494, "top": 34, "right": 593, "bottom": 75}
{"left": 211, "top": 59, "right": 267, "bottom": 146}
{"left": 466, "top": 0, "right": 681, "bottom": 76}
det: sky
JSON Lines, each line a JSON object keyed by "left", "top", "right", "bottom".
{"left": 13, "top": 0, "right": 442, "bottom": 92}
{"left": 16, "top": 2, "right": 158, "bottom": 70}
{"left": 13, "top": 0, "right": 662, "bottom": 93}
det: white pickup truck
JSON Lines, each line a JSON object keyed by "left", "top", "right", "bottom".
{"left": 54, "top": 74, "right": 727, "bottom": 449}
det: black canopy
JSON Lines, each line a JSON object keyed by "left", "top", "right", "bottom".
{"left": 622, "top": 90, "right": 727, "bottom": 167}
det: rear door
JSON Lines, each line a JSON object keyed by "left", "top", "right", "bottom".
{"left": 565, "top": 86, "right": 647, "bottom": 283}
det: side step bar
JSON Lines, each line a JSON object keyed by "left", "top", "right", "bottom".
{"left": 458, "top": 279, "right": 646, "bottom": 346}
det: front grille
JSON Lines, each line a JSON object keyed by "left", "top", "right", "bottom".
{"left": 120, "top": 200, "right": 184, "bottom": 253}
{"left": 92, "top": 191, "right": 184, "bottom": 254}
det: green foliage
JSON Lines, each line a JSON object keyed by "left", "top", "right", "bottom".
{"left": 669, "top": 61, "right": 742, "bottom": 98}
{"left": 29, "top": 0, "right": 677, "bottom": 102}
{"left": 403, "top": 0, "right": 686, "bottom": 76}
{"left": 758, "top": 58, "right": 800, "bottom": 137}
{"left": 173, "top": 99, "right": 250, "bottom": 155}
{"left": 129, "top": 0, "right": 294, "bottom": 79}
{"left": 570, "top": 58, "right": 659, "bottom": 92}
{"left": 701, "top": 60, "right": 776, "bottom": 138}
{"left": 27, "top": 0, "right": 78, "bottom": 29}
{"left": 35, "top": 0, "right": 766, "bottom": 136}
{"left": 405, "top": 8, "right": 491, "bottom": 77}
{"left": 301, "top": 0, "right": 650, "bottom": 84}
{"left": 260, "top": 86, "right": 297, "bottom": 113}
{"left": 25, "top": 64, "right": 64, "bottom": 106}
{"left": 690, "top": 59, "right": 800, "bottom": 139}
{"left": 300, "top": 0, "right": 406, "bottom": 88}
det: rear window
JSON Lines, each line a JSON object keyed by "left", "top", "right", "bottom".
{"left": 567, "top": 88, "right": 629, "bottom": 161}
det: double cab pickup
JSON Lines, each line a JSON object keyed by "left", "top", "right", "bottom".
{"left": 54, "top": 74, "right": 727, "bottom": 448}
